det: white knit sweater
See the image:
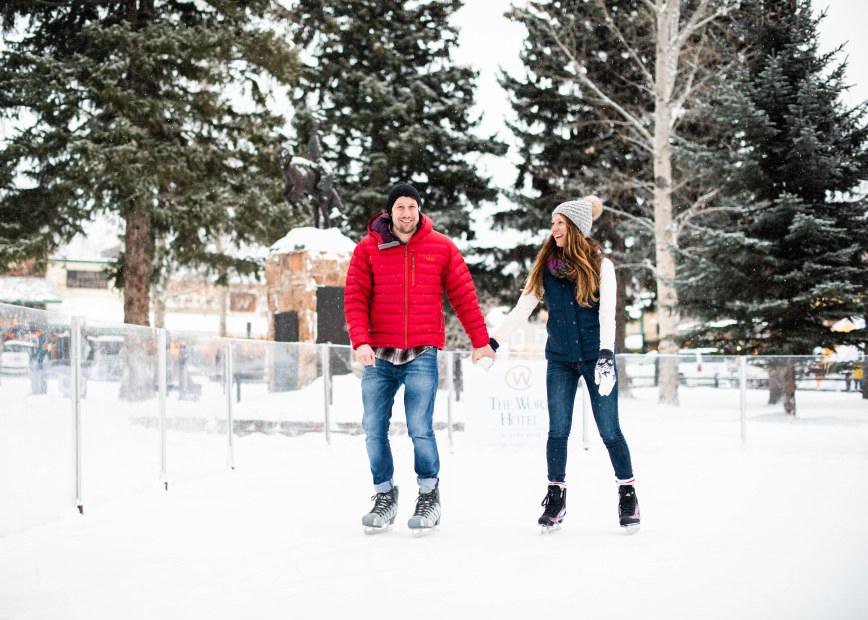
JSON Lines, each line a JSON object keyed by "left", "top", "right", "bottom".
{"left": 491, "top": 257, "right": 617, "bottom": 353}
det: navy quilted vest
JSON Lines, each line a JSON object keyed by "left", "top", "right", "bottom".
{"left": 543, "top": 269, "right": 601, "bottom": 362}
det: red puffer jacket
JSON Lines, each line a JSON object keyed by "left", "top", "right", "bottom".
{"left": 344, "top": 212, "right": 490, "bottom": 351}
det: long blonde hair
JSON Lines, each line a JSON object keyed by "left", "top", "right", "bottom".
{"left": 523, "top": 201, "right": 603, "bottom": 307}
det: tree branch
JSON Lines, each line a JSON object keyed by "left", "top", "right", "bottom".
{"left": 676, "top": 0, "right": 741, "bottom": 50}
{"left": 673, "top": 61, "right": 741, "bottom": 127}
{"left": 615, "top": 128, "right": 655, "bottom": 156}
{"left": 594, "top": 0, "right": 654, "bottom": 87}
{"left": 616, "top": 259, "right": 657, "bottom": 275}
{"left": 31, "top": 0, "right": 112, "bottom": 6}
{"left": 518, "top": 7, "right": 654, "bottom": 148}
{"left": 673, "top": 187, "right": 748, "bottom": 239}
{"left": 604, "top": 205, "right": 656, "bottom": 233}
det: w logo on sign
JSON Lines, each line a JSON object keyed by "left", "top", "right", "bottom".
{"left": 504, "top": 366, "right": 533, "bottom": 391}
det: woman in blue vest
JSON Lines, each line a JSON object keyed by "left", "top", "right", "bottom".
{"left": 490, "top": 196, "right": 639, "bottom": 533}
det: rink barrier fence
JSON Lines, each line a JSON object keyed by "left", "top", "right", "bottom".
{"left": 0, "top": 301, "right": 864, "bottom": 535}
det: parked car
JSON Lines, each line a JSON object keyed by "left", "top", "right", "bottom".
{"left": 678, "top": 348, "right": 728, "bottom": 387}
{"left": 624, "top": 350, "right": 713, "bottom": 387}
{"left": 1, "top": 339, "right": 35, "bottom": 375}
{"left": 623, "top": 351, "right": 660, "bottom": 387}
{"left": 729, "top": 360, "right": 770, "bottom": 389}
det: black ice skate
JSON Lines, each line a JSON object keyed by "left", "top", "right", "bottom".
{"left": 618, "top": 484, "right": 640, "bottom": 534}
{"left": 408, "top": 484, "right": 441, "bottom": 535}
{"left": 362, "top": 486, "right": 399, "bottom": 534}
{"left": 538, "top": 484, "right": 566, "bottom": 533}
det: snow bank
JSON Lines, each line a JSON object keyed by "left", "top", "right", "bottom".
{"left": 268, "top": 226, "right": 356, "bottom": 258}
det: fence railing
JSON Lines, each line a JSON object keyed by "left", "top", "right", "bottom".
{"left": 0, "top": 301, "right": 863, "bottom": 536}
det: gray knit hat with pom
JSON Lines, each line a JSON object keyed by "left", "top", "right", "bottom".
{"left": 552, "top": 199, "right": 594, "bottom": 237}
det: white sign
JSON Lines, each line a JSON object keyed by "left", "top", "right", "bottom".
{"left": 464, "top": 359, "right": 550, "bottom": 443}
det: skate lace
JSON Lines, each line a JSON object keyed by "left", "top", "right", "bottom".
{"left": 370, "top": 491, "right": 395, "bottom": 516}
{"left": 413, "top": 490, "right": 438, "bottom": 517}
{"left": 541, "top": 486, "right": 564, "bottom": 517}
{"left": 618, "top": 487, "right": 636, "bottom": 517}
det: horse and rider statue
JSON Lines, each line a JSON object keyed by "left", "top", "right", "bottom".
{"left": 279, "top": 125, "right": 344, "bottom": 229}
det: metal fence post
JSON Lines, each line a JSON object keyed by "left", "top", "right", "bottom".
{"left": 322, "top": 345, "right": 331, "bottom": 444}
{"left": 740, "top": 356, "right": 747, "bottom": 446}
{"left": 226, "top": 340, "right": 235, "bottom": 469}
{"left": 446, "top": 351, "right": 455, "bottom": 452}
{"left": 157, "top": 328, "right": 168, "bottom": 489}
{"left": 71, "top": 315, "right": 84, "bottom": 514}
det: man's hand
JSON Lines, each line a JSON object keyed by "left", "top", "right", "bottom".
{"left": 356, "top": 344, "right": 376, "bottom": 367}
{"left": 472, "top": 344, "right": 496, "bottom": 367}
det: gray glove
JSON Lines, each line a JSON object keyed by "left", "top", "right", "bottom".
{"left": 594, "top": 349, "right": 616, "bottom": 396}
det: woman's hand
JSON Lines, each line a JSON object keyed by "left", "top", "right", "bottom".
{"left": 594, "top": 349, "right": 616, "bottom": 396}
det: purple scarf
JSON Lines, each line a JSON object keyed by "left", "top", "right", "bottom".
{"left": 548, "top": 257, "right": 577, "bottom": 280}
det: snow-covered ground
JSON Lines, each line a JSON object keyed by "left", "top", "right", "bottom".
{"left": 1, "top": 368, "right": 867, "bottom": 619}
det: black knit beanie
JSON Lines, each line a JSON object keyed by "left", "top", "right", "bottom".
{"left": 386, "top": 183, "right": 422, "bottom": 215}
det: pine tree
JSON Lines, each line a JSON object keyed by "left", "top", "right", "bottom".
{"left": 288, "top": 0, "right": 505, "bottom": 239}
{"left": 677, "top": 0, "right": 868, "bottom": 410}
{"left": 0, "top": 1, "right": 300, "bottom": 327}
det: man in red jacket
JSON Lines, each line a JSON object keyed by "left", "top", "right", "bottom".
{"left": 345, "top": 182, "right": 496, "bottom": 534}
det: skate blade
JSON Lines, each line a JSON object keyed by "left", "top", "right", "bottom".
{"left": 409, "top": 522, "right": 440, "bottom": 538}
{"left": 621, "top": 524, "right": 640, "bottom": 535}
{"left": 540, "top": 524, "right": 562, "bottom": 534}
{"left": 363, "top": 524, "right": 392, "bottom": 535}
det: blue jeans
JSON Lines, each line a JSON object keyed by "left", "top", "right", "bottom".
{"left": 545, "top": 358, "right": 633, "bottom": 483}
{"left": 361, "top": 348, "right": 439, "bottom": 493}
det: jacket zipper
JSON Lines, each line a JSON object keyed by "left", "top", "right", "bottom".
{"left": 404, "top": 244, "right": 409, "bottom": 349}
{"left": 411, "top": 254, "right": 416, "bottom": 287}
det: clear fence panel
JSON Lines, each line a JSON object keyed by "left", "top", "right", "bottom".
{"left": 744, "top": 355, "right": 864, "bottom": 419}
{"left": 326, "top": 344, "right": 361, "bottom": 436}
{"left": 80, "top": 319, "right": 162, "bottom": 509}
{"left": 0, "top": 305, "right": 75, "bottom": 534}
{"left": 164, "top": 332, "right": 231, "bottom": 483}
{"left": 619, "top": 353, "right": 743, "bottom": 417}
{"left": 231, "top": 341, "right": 327, "bottom": 452}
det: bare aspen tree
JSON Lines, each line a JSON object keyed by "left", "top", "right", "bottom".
{"left": 513, "top": 0, "right": 740, "bottom": 404}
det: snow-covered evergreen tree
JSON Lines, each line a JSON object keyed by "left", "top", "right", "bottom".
{"left": 677, "top": 0, "right": 868, "bottom": 409}
{"left": 0, "top": 0, "right": 300, "bottom": 327}
{"left": 288, "top": 0, "right": 505, "bottom": 239}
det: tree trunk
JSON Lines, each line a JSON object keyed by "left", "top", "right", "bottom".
{"left": 767, "top": 359, "right": 796, "bottom": 413}
{"left": 768, "top": 364, "right": 784, "bottom": 405}
{"left": 123, "top": 209, "right": 152, "bottom": 326}
{"left": 119, "top": 208, "right": 154, "bottom": 402}
{"left": 653, "top": 0, "right": 682, "bottom": 405}
{"left": 783, "top": 357, "right": 796, "bottom": 415}
{"left": 216, "top": 236, "right": 227, "bottom": 337}
{"left": 153, "top": 293, "right": 166, "bottom": 329}
{"left": 219, "top": 286, "right": 228, "bottom": 337}
{"left": 615, "top": 260, "right": 631, "bottom": 397}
